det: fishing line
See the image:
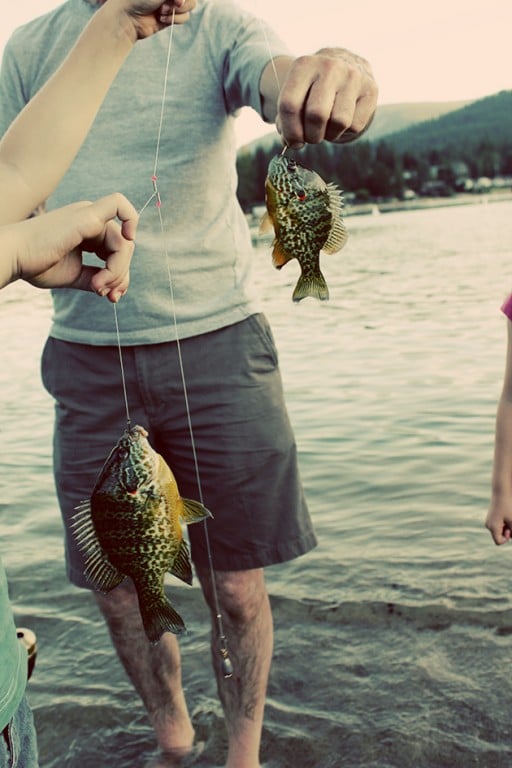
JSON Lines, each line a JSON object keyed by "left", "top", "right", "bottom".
{"left": 257, "top": 17, "right": 281, "bottom": 93}
{"left": 113, "top": 303, "right": 131, "bottom": 426}
{"left": 256, "top": 14, "right": 288, "bottom": 157}
{"left": 117, "top": 7, "right": 233, "bottom": 678}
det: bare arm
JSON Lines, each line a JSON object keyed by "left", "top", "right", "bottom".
{"left": 260, "top": 47, "right": 378, "bottom": 148}
{"left": 486, "top": 319, "right": 512, "bottom": 544}
{"left": 0, "top": 0, "right": 195, "bottom": 225}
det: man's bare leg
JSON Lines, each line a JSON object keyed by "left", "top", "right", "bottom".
{"left": 94, "top": 580, "right": 195, "bottom": 760}
{"left": 196, "top": 567, "right": 273, "bottom": 768}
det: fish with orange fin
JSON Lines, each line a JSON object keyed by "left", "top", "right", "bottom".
{"left": 260, "top": 153, "right": 348, "bottom": 302}
{"left": 72, "top": 424, "right": 211, "bottom": 643}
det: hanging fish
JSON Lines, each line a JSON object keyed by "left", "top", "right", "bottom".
{"left": 260, "top": 153, "right": 348, "bottom": 302}
{"left": 72, "top": 424, "right": 211, "bottom": 643}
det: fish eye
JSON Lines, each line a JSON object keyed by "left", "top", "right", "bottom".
{"left": 118, "top": 447, "right": 129, "bottom": 459}
{"left": 296, "top": 188, "right": 307, "bottom": 201}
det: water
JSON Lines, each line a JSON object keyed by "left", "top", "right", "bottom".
{"left": 2, "top": 199, "right": 512, "bottom": 767}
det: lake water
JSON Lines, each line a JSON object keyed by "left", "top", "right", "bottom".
{"left": 2, "top": 198, "right": 512, "bottom": 767}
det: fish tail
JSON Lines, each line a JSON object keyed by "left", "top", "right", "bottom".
{"left": 292, "top": 270, "right": 329, "bottom": 303}
{"left": 140, "top": 595, "right": 187, "bottom": 644}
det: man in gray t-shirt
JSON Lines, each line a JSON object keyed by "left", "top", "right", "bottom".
{"left": 0, "top": 1, "right": 377, "bottom": 765}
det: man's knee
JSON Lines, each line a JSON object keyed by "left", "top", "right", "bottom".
{"left": 200, "top": 568, "right": 269, "bottom": 623}
{"left": 94, "top": 578, "right": 139, "bottom": 617}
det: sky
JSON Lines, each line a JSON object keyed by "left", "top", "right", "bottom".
{"left": 2, "top": 0, "right": 511, "bottom": 145}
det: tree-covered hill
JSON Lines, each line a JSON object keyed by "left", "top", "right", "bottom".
{"left": 347, "top": 99, "right": 471, "bottom": 142}
{"left": 385, "top": 90, "right": 512, "bottom": 157}
{"left": 236, "top": 90, "right": 512, "bottom": 209}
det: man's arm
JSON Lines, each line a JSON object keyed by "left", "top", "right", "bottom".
{"left": 260, "top": 47, "right": 378, "bottom": 148}
{"left": 0, "top": 0, "right": 195, "bottom": 226}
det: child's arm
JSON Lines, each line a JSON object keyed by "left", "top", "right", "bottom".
{"left": 0, "top": 0, "right": 194, "bottom": 225}
{"left": 487, "top": 319, "right": 512, "bottom": 543}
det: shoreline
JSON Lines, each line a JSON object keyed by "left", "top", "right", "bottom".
{"left": 343, "top": 189, "right": 512, "bottom": 217}
{"left": 249, "top": 189, "right": 512, "bottom": 242}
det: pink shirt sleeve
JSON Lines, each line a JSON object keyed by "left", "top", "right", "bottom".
{"left": 502, "top": 295, "right": 512, "bottom": 320}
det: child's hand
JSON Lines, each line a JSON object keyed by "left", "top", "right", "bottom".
{"left": 10, "top": 193, "right": 137, "bottom": 303}
{"left": 486, "top": 497, "right": 512, "bottom": 545}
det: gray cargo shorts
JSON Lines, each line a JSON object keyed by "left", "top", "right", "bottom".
{"left": 41, "top": 313, "right": 316, "bottom": 587}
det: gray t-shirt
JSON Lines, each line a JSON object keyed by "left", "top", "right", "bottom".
{"left": 0, "top": 0, "right": 288, "bottom": 344}
{"left": 0, "top": 559, "right": 26, "bottom": 731}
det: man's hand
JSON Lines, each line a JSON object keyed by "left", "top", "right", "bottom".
{"left": 262, "top": 47, "right": 378, "bottom": 148}
{"left": 9, "top": 193, "right": 138, "bottom": 303}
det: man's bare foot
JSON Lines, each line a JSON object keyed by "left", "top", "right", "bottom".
{"left": 145, "top": 741, "right": 205, "bottom": 767}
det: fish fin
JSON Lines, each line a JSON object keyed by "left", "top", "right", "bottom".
{"left": 292, "top": 270, "right": 329, "bottom": 303}
{"left": 259, "top": 211, "right": 274, "bottom": 235}
{"left": 83, "top": 552, "right": 126, "bottom": 594}
{"left": 169, "top": 539, "right": 193, "bottom": 586}
{"left": 72, "top": 500, "right": 125, "bottom": 593}
{"left": 272, "top": 240, "right": 293, "bottom": 270}
{"left": 179, "top": 498, "right": 212, "bottom": 525}
{"left": 323, "top": 184, "right": 349, "bottom": 255}
{"left": 140, "top": 594, "right": 187, "bottom": 643}
{"left": 72, "top": 500, "right": 103, "bottom": 561}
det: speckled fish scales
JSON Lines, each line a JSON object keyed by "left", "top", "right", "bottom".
{"left": 261, "top": 154, "right": 348, "bottom": 302}
{"left": 72, "top": 424, "right": 210, "bottom": 643}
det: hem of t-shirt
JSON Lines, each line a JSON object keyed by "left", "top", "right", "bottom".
{"left": 49, "top": 300, "right": 263, "bottom": 346}
{"left": 0, "top": 643, "right": 26, "bottom": 732}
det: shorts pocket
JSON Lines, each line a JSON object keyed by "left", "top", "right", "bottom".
{"left": 246, "top": 313, "right": 279, "bottom": 368}
{"left": 40, "top": 336, "right": 56, "bottom": 398}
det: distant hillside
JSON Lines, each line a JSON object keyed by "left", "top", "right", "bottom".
{"left": 236, "top": 90, "right": 512, "bottom": 209}
{"left": 383, "top": 90, "right": 512, "bottom": 156}
{"left": 365, "top": 100, "right": 471, "bottom": 141}
{"left": 238, "top": 99, "right": 471, "bottom": 154}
